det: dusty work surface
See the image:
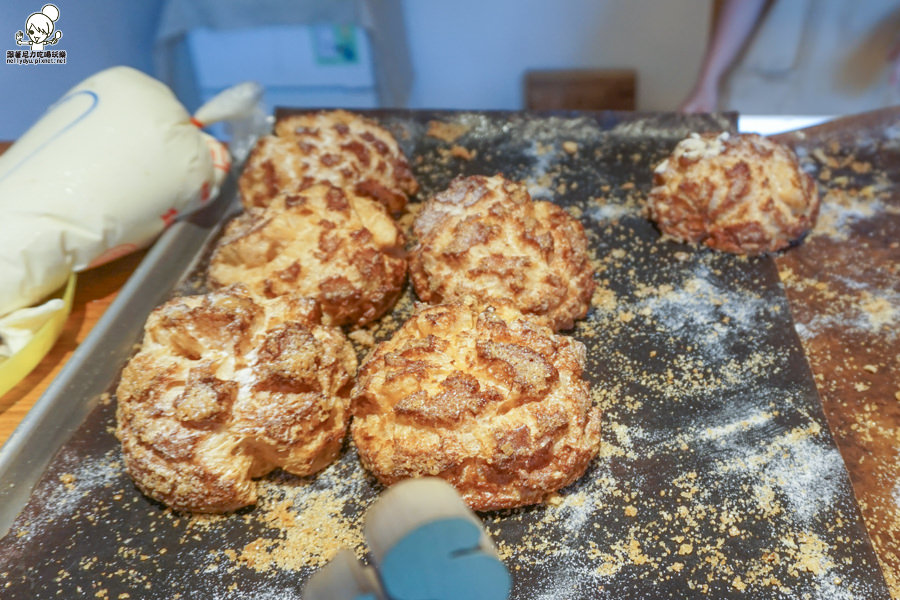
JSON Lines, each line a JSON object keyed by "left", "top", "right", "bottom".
{"left": 0, "top": 111, "right": 890, "bottom": 599}
{"left": 773, "top": 108, "right": 900, "bottom": 597}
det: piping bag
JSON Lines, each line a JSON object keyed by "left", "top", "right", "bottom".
{"left": 0, "top": 65, "right": 265, "bottom": 395}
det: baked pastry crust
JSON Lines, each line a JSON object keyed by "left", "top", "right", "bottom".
{"left": 239, "top": 109, "right": 418, "bottom": 213}
{"left": 409, "top": 175, "right": 595, "bottom": 331}
{"left": 648, "top": 132, "right": 819, "bottom": 254}
{"left": 351, "top": 303, "right": 601, "bottom": 511}
{"left": 208, "top": 183, "right": 407, "bottom": 327}
{"left": 116, "top": 287, "right": 357, "bottom": 513}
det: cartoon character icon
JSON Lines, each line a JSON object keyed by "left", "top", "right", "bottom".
{"left": 15, "top": 4, "right": 62, "bottom": 52}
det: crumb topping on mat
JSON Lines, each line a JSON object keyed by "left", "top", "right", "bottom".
{"left": 2, "top": 113, "right": 889, "bottom": 600}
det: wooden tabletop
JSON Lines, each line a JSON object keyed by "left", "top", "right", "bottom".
{"left": 0, "top": 249, "right": 146, "bottom": 445}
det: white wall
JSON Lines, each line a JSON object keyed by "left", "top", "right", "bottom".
{"left": 0, "top": 0, "right": 711, "bottom": 139}
{"left": 403, "top": 0, "right": 712, "bottom": 111}
{"left": 0, "top": 0, "right": 163, "bottom": 139}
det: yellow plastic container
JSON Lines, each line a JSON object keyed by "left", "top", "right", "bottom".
{"left": 0, "top": 273, "right": 76, "bottom": 398}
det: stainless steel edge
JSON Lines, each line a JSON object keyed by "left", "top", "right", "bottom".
{"left": 0, "top": 175, "right": 238, "bottom": 537}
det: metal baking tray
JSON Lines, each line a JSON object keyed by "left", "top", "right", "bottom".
{"left": 0, "top": 110, "right": 890, "bottom": 599}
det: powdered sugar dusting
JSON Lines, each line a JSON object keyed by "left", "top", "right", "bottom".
{"left": 7, "top": 448, "right": 120, "bottom": 548}
{"left": 812, "top": 191, "right": 900, "bottom": 241}
{"left": 634, "top": 262, "right": 773, "bottom": 361}
{"left": 522, "top": 139, "right": 561, "bottom": 200}
{"left": 587, "top": 201, "right": 640, "bottom": 222}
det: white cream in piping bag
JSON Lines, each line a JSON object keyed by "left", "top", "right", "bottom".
{"left": 0, "top": 67, "right": 258, "bottom": 358}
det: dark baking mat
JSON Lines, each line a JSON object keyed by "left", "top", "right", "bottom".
{"left": 0, "top": 111, "right": 890, "bottom": 599}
